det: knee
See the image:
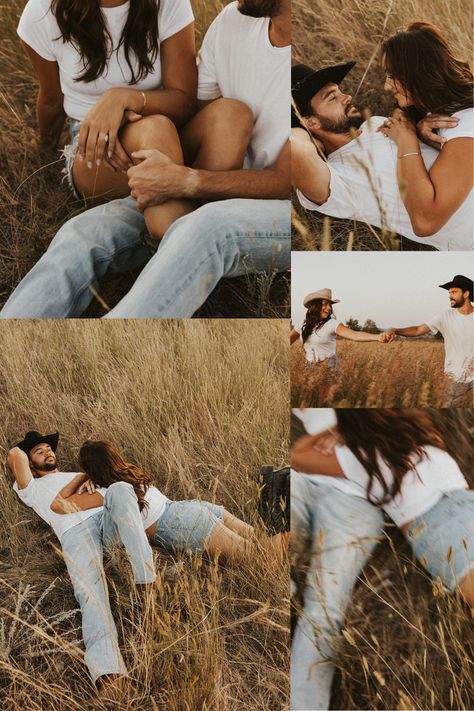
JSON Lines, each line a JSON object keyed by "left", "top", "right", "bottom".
{"left": 208, "top": 98, "right": 254, "bottom": 138}
{"left": 105, "top": 481, "right": 135, "bottom": 504}
{"left": 127, "top": 114, "right": 179, "bottom": 145}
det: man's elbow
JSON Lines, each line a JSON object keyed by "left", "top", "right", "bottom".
{"left": 50, "top": 498, "right": 64, "bottom": 514}
{"left": 411, "top": 214, "right": 445, "bottom": 238}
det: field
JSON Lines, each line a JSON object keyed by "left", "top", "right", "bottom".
{"left": 291, "top": 339, "right": 473, "bottom": 408}
{"left": 291, "top": 409, "right": 474, "bottom": 711}
{"left": 0, "top": 0, "right": 289, "bottom": 317}
{"left": 0, "top": 319, "right": 289, "bottom": 710}
{"left": 291, "top": 0, "right": 473, "bottom": 250}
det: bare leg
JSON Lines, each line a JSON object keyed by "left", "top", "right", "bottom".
{"left": 222, "top": 510, "right": 254, "bottom": 539}
{"left": 457, "top": 569, "right": 474, "bottom": 607}
{"left": 205, "top": 521, "right": 250, "bottom": 562}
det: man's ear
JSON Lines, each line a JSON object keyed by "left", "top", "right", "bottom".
{"left": 300, "top": 115, "right": 321, "bottom": 132}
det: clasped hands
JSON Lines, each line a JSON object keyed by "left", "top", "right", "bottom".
{"left": 377, "top": 107, "right": 459, "bottom": 148}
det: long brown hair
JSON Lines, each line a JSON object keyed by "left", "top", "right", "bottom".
{"left": 301, "top": 299, "right": 333, "bottom": 343}
{"left": 51, "top": 0, "right": 160, "bottom": 84}
{"left": 79, "top": 440, "right": 151, "bottom": 511}
{"left": 335, "top": 409, "right": 447, "bottom": 503}
{"left": 381, "top": 22, "right": 473, "bottom": 116}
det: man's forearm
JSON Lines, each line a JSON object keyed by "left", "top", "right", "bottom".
{"left": 392, "top": 326, "right": 422, "bottom": 337}
{"left": 184, "top": 166, "right": 290, "bottom": 201}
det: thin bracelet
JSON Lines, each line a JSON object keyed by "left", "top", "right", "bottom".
{"left": 140, "top": 90, "right": 147, "bottom": 114}
{"left": 398, "top": 152, "right": 421, "bottom": 159}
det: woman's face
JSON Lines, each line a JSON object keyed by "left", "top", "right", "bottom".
{"left": 382, "top": 55, "right": 414, "bottom": 108}
{"left": 320, "top": 299, "right": 333, "bottom": 318}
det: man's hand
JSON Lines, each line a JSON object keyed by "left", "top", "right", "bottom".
{"left": 379, "top": 330, "right": 396, "bottom": 343}
{"left": 128, "top": 149, "right": 195, "bottom": 211}
{"left": 416, "top": 113, "right": 459, "bottom": 150}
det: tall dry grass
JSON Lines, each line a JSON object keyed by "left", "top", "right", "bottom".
{"left": 0, "top": 0, "right": 289, "bottom": 316}
{"left": 291, "top": 409, "right": 474, "bottom": 711}
{"left": 0, "top": 319, "right": 289, "bottom": 710}
{"left": 291, "top": 0, "right": 473, "bottom": 250}
{"left": 291, "top": 339, "right": 473, "bottom": 407}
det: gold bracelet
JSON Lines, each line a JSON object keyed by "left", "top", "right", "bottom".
{"left": 398, "top": 152, "right": 421, "bottom": 159}
{"left": 140, "top": 90, "right": 147, "bottom": 114}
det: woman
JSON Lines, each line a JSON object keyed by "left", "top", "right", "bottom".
{"left": 51, "top": 440, "right": 285, "bottom": 564}
{"left": 290, "top": 289, "right": 388, "bottom": 366}
{"left": 378, "top": 22, "right": 473, "bottom": 238}
{"left": 291, "top": 409, "right": 474, "bottom": 605}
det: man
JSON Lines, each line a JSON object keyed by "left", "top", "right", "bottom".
{"left": 7, "top": 431, "right": 156, "bottom": 694}
{"left": 383, "top": 274, "right": 474, "bottom": 403}
{"left": 0, "top": 0, "right": 290, "bottom": 318}
{"left": 290, "top": 409, "right": 384, "bottom": 710}
{"left": 291, "top": 63, "right": 472, "bottom": 251}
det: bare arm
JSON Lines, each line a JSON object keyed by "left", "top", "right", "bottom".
{"left": 6, "top": 447, "right": 33, "bottom": 490}
{"left": 336, "top": 324, "right": 385, "bottom": 342}
{"left": 385, "top": 324, "right": 431, "bottom": 338}
{"left": 290, "top": 328, "right": 300, "bottom": 345}
{"left": 291, "top": 127, "right": 330, "bottom": 204}
{"left": 21, "top": 41, "right": 66, "bottom": 148}
{"left": 50, "top": 474, "right": 104, "bottom": 514}
{"left": 291, "top": 434, "right": 345, "bottom": 476}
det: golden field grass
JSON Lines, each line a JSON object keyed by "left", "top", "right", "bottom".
{"left": 0, "top": 319, "right": 289, "bottom": 710}
{"left": 291, "top": 0, "right": 473, "bottom": 251}
{"left": 291, "top": 409, "right": 474, "bottom": 711}
{"left": 291, "top": 339, "right": 473, "bottom": 408}
{"left": 0, "top": 0, "right": 289, "bottom": 316}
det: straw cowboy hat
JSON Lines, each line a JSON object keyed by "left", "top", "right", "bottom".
{"left": 303, "top": 289, "right": 340, "bottom": 307}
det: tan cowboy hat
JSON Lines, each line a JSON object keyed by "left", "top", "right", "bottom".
{"left": 303, "top": 289, "right": 340, "bottom": 307}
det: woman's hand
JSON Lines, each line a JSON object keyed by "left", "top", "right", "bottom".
{"left": 377, "top": 108, "right": 417, "bottom": 144}
{"left": 76, "top": 478, "right": 97, "bottom": 495}
{"left": 416, "top": 113, "right": 459, "bottom": 150}
{"left": 78, "top": 89, "right": 142, "bottom": 168}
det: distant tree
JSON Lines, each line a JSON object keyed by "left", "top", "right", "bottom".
{"left": 362, "top": 319, "right": 380, "bottom": 334}
{"left": 346, "top": 317, "right": 360, "bottom": 331}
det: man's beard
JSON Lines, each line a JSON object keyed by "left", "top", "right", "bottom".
{"left": 35, "top": 458, "right": 57, "bottom": 472}
{"left": 315, "top": 110, "right": 364, "bottom": 134}
{"left": 450, "top": 299, "right": 464, "bottom": 308}
{"left": 238, "top": 0, "right": 282, "bottom": 18}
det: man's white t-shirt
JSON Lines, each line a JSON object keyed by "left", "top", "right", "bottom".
{"left": 197, "top": 2, "right": 290, "bottom": 169}
{"left": 293, "top": 317, "right": 341, "bottom": 362}
{"left": 13, "top": 472, "right": 103, "bottom": 542}
{"left": 297, "top": 110, "right": 473, "bottom": 251}
{"left": 335, "top": 444, "right": 467, "bottom": 526}
{"left": 426, "top": 308, "right": 474, "bottom": 382}
{"left": 17, "top": 0, "right": 194, "bottom": 121}
{"left": 292, "top": 408, "right": 366, "bottom": 498}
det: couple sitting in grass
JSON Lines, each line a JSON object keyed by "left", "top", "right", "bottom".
{"left": 1, "top": 0, "right": 290, "bottom": 318}
{"left": 290, "top": 408, "right": 474, "bottom": 711}
{"left": 7, "top": 431, "right": 286, "bottom": 699}
{"left": 291, "top": 22, "right": 473, "bottom": 251}
{"left": 291, "top": 274, "right": 473, "bottom": 404}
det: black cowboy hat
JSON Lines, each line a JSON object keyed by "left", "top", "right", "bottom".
{"left": 291, "top": 62, "right": 356, "bottom": 123}
{"left": 15, "top": 430, "right": 59, "bottom": 455}
{"left": 439, "top": 275, "right": 473, "bottom": 301}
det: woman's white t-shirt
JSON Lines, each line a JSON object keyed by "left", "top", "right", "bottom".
{"left": 17, "top": 0, "right": 194, "bottom": 121}
{"left": 293, "top": 317, "right": 342, "bottom": 363}
{"left": 335, "top": 444, "right": 467, "bottom": 526}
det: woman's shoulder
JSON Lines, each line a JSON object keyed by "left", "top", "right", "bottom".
{"left": 440, "top": 107, "right": 474, "bottom": 141}
{"left": 20, "top": 0, "right": 54, "bottom": 20}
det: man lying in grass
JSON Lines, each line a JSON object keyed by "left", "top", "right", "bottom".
{"left": 291, "top": 23, "right": 473, "bottom": 252}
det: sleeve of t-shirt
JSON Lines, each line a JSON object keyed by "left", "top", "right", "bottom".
{"left": 334, "top": 446, "right": 368, "bottom": 489}
{"left": 426, "top": 311, "right": 445, "bottom": 335}
{"left": 13, "top": 476, "right": 37, "bottom": 505}
{"left": 296, "top": 162, "right": 355, "bottom": 219}
{"left": 292, "top": 318, "right": 303, "bottom": 335}
{"left": 197, "top": 11, "right": 222, "bottom": 101}
{"left": 159, "top": 0, "right": 194, "bottom": 42}
{"left": 441, "top": 109, "right": 474, "bottom": 142}
{"left": 333, "top": 320, "right": 343, "bottom": 333}
{"left": 17, "top": 0, "right": 57, "bottom": 62}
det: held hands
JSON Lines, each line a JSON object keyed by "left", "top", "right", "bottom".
{"left": 377, "top": 108, "right": 417, "bottom": 143}
{"left": 416, "top": 113, "right": 459, "bottom": 150}
{"left": 128, "top": 149, "right": 193, "bottom": 210}
{"left": 379, "top": 330, "right": 396, "bottom": 343}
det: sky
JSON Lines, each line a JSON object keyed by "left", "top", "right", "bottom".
{"left": 291, "top": 252, "right": 473, "bottom": 329}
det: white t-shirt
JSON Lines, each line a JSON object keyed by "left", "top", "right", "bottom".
{"left": 426, "top": 308, "right": 474, "bottom": 382}
{"left": 97, "top": 484, "right": 168, "bottom": 530}
{"left": 13, "top": 472, "right": 103, "bottom": 542}
{"left": 293, "top": 408, "right": 366, "bottom": 498}
{"left": 297, "top": 111, "right": 473, "bottom": 251}
{"left": 293, "top": 317, "right": 342, "bottom": 362}
{"left": 197, "top": 2, "right": 290, "bottom": 169}
{"left": 17, "top": 0, "right": 194, "bottom": 121}
{"left": 335, "top": 444, "right": 467, "bottom": 526}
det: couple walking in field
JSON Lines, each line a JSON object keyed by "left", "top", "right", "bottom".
{"left": 7, "top": 431, "right": 286, "bottom": 698}
{"left": 291, "top": 22, "right": 473, "bottom": 251}
{"left": 291, "top": 274, "right": 474, "bottom": 403}
{"left": 1, "top": 0, "right": 290, "bottom": 318}
{"left": 290, "top": 408, "right": 474, "bottom": 710}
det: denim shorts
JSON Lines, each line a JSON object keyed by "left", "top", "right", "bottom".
{"left": 61, "top": 118, "right": 82, "bottom": 199}
{"left": 151, "top": 499, "right": 224, "bottom": 553}
{"left": 406, "top": 489, "right": 474, "bottom": 591}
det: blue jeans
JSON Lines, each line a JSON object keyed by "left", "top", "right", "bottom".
{"left": 60, "top": 482, "right": 156, "bottom": 683}
{"left": 291, "top": 473, "right": 384, "bottom": 710}
{"left": 0, "top": 197, "right": 290, "bottom": 318}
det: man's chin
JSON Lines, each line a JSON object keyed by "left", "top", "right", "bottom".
{"left": 238, "top": 0, "right": 281, "bottom": 18}
{"left": 39, "top": 462, "right": 57, "bottom": 472}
